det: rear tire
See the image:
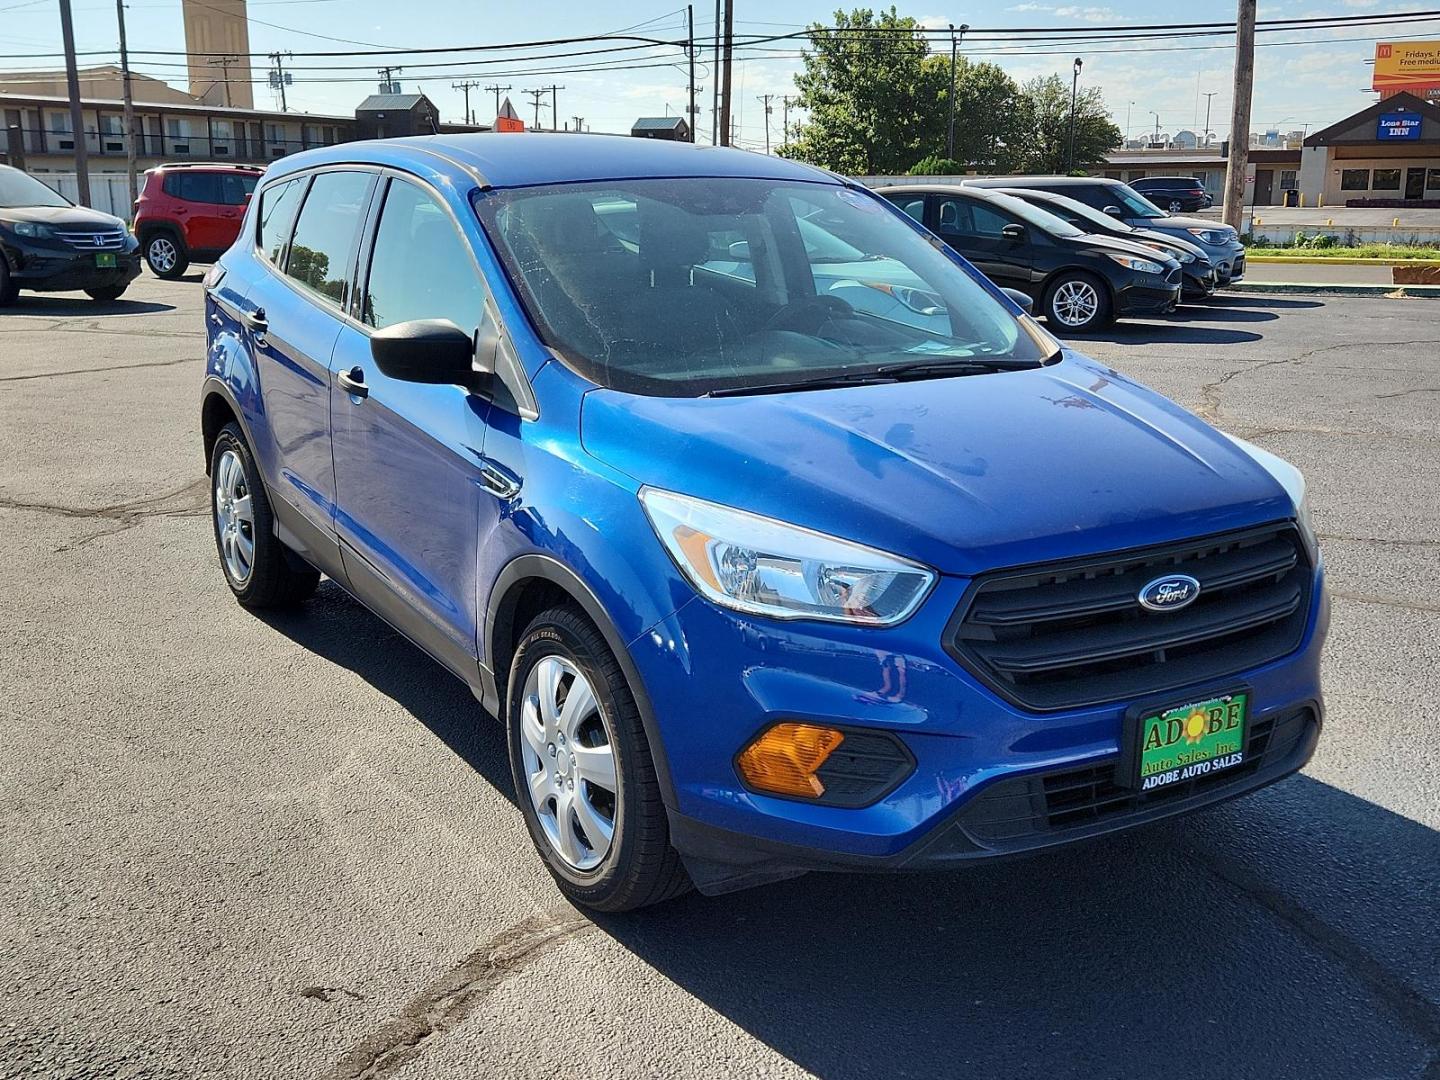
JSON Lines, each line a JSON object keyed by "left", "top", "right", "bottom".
{"left": 1168, "top": 199, "right": 1183, "bottom": 213}
{"left": 209, "top": 422, "right": 319, "bottom": 608}
{"left": 1043, "top": 271, "right": 1111, "bottom": 333}
{"left": 507, "top": 605, "right": 691, "bottom": 912}
{"left": 144, "top": 233, "right": 188, "bottom": 279}
{"left": 85, "top": 285, "right": 127, "bottom": 302}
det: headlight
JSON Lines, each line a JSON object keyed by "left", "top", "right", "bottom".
{"left": 1176, "top": 250, "right": 1195, "bottom": 264}
{"left": 640, "top": 488, "right": 936, "bottom": 625}
{"left": 1106, "top": 252, "right": 1166, "bottom": 275}
{"left": 9, "top": 221, "right": 54, "bottom": 239}
{"left": 1187, "top": 227, "right": 1232, "bottom": 246}
{"left": 1224, "top": 434, "right": 1319, "bottom": 559}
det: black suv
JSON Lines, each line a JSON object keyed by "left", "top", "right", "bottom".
{"left": 1130, "top": 176, "right": 1211, "bottom": 213}
{"left": 0, "top": 165, "right": 141, "bottom": 305}
{"left": 878, "top": 184, "right": 1181, "bottom": 332}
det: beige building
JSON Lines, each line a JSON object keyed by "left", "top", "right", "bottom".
{"left": 182, "top": 0, "right": 255, "bottom": 109}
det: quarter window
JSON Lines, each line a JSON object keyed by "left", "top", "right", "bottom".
{"left": 1340, "top": 169, "right": 1370, "bottom": 191}
{"left": 283, "top": 170, "right": 373, "bottom": 308}
{"left": 256, "top": 176, "right": 305, "bottom": 266}
{"left": 363, "top": 178, "right": 484, "bottom": 332}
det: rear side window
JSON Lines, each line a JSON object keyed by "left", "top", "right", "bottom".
{"left": 283, "top": 170, "right": 373, "bottom": 309}
{"left": 362, "top": 178, "right": 484, "bottom": 332}
{"left": 256, "top": 176, "right": 305, "bottom": 266}
{"left": 163, "top": 171, "right": 221, "bottom": 204}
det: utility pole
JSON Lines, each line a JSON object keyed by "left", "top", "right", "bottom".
{"left": 572, "top": 116, "right": 585, "bottom": 133}
{"left": 711, "top": 0, "right": 721, "bottom": 144}
{"left": 452, "top": 80, "right": 481, "bottom": 124}
{"left": 484, "top": 84, "right": 511, "bottom": 119}
{"left": 756, "top": 93, "right": 773, "bottom": 154}
{"left": 523, "top": 88, "right": 545, "bottom": 130}
{"left": 270, "top": 52, "right": 290, "bottom": 112}
{"left": 781, "top": 94, "right": 797, "bottom": 148}
{"left": 377, "top": 65, "right": 403, "bottom": 93}
{"left": 718, "top": 0, "right": 733, "bottom": 146}
{"left": 946, "top": 24, "right": 968, "bottom": 159}
{"left": 207, "top": 55, "right": 238, "bottom": 108}
{"left": 1222, "top": 0, "right": 1256, "bottom": 230}
{"left": 686, "top": 4, "right": 697, "bottom": 141}
{"left": 1151, "top": 111, "right": 1161, "bottom": 144}
{"left": 544, "top": 85, "right": 564, "bottom": 131}
{"left": 1067, "top": 56, "right": 1083, "bottom": 172}
{"left": 116, "top": 0, "right": 137, "bottom": 212}
{"left": 1202, "top": 90, "right": 1217, "bottom": 145}
{"left": 58, "top": 0, "right": 90, "bottom": 206}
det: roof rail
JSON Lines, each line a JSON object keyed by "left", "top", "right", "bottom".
{"left": 154, "top": 162, "right": 267, "bottom": 171}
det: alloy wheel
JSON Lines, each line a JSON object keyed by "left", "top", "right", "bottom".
{"left": 213, "top": 448, "right": 256, "bottom": 584}
{"left": 148, "top": 237, "right": 177, "bottom": 274}
{"left": 519, "top": 655, "right": 618, "bottom": 871}
{"left": 1051, "top": 280, "right": 1100, "bottom": 328}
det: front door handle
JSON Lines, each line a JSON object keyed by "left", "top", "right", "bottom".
{"left": 338, "top": 366, "right": 369, "bottom": 399}
{"left": 239, "top": 306, "right": 267, "bottom": 344}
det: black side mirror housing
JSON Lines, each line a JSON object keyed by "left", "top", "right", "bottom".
{"left": 370, "top": 319, "right": 487, "bottom": 388}
{"left": 1001, "top": 222, "right": 1027, "bottom": 241}
{"left": 1103, "top": 205, "right": 1124, "bottom": 217}
{"left": 1001, "top": 288, "right": 1034, "bottom": 314}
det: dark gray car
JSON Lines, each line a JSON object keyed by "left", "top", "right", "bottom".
{"left": 965, "top": 176, "right": 1246, "bottom": 285}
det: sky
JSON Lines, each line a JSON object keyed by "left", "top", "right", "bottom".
{"left": 0, "top": 0, "right": 1427, "bottom": 148}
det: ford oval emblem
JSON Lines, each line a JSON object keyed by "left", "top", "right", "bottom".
{"left": 1138, "top": 574, "right": 1201, "bottom": 612}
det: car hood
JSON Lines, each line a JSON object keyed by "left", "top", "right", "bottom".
{"left": 1074, "top": 232, "right": 1181, "bottom": 266}
{"left": 0, "top": 204, "right": 125, "bottom": 229}
{"left": 581, "top": 355, "right": 1294, "bottom": 576}
{"left": 1131, "top": 229, "right": 1211, "bottom": 265}
{"left": 1145, "top": 214, "right": 1234, "bottom": 235}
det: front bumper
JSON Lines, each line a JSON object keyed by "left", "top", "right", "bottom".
{"left": 1115, "top": 274, "right": 1182, "bottom": 317}
{"left": 633, "top": 563, "right": 1328, "bottom": 892}
{"left": 1181, "top": 267, "right": 1218, "bottom": 299}
{"left": 2, "top": 237, "right": 141, "bottom": 292}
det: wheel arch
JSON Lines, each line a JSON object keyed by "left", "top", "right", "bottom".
{"left": 137, "top": 221, "right": 187, "bottom": 252}
{"left": 199, "top": 378, "right": 257, "bottom": 475}
{"left": 486, "top": 554, "right": 679, "bottom": 810}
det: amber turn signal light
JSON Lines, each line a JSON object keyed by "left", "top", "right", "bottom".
{"left": 736, "top": 722, "right": 845, "bottom": 799}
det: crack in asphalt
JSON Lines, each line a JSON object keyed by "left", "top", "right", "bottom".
{"left": 1377, "top": 386, "right": 1440, "bottom": 400}
{"left": 327, "top": 911, "right": 594, "bottom": 1080}
{"left": 1331, "top": 589, "right": 1440, "bottom": 615}
{"left": 1318, "top": 532, "right": 1440, "bottom": 549}
{"left": 0, "top": 354, "right": 201, "bottom": 383}
{"left": 0, "top": 479, "right": 208, "bottom": 552}
{"left": 1185, "top": 844, "right": 1440, "bottom": 1060}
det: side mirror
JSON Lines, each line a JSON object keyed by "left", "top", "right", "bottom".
{"left": 370, "top": 319, "right": 485, "bottom": 387}
{"left": 1000, "top": 223, "right": 1027, "bottom": 241}
{"left": 1103, "top": 205, "right": 1124, "bottom": 217}
{"left": 1001, "top": 288, "right": 1034, "bottom": 314}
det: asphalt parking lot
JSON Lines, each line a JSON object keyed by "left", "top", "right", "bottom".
{"left": 2, "top": 275, "right": 1438, "bottom": 1080}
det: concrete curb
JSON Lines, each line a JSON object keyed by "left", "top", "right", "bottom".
{"left": 1227, "top": 281, "right": 1440, "bottom": 298}
{"left": 1245, "top": 256, "right": 1440, "bottom": 266}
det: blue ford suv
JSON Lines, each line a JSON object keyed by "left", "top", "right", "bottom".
{"left": 200, "top": 135, "right": 1327, "bottom": 910}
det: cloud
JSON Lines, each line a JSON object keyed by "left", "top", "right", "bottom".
{"left": 1006, "top": 3, "right": 1130, "bottom": 21}
{"left": 1341, "top": 0, "right": 1380, "bottom": 6}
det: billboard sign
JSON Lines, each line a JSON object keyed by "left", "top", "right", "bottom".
{"left": 1377, "top": 112, "right": 1423, "bottom": 140}
{"left": 1373, "top": 41, "right": 1440, "bottom": 95}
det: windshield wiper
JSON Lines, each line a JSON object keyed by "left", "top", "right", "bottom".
{"left": 874, "top": 356, "right": 1043, "bottom": 377}
{"left": 706, "top": 369, "right": 903, "bottom": 397}
{"left": 705, "top": 357, "right": 1025, "bottom": 398}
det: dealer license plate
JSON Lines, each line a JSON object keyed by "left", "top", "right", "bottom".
{"left": 95, "top": 253, "right": 117, "bottom": 268}
{"left": 1136, "top": 692, "right": 1247, "bottom": 791}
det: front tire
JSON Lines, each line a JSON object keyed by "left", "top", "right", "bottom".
{"left": 85, "top": 285, "right": 128, "bottom": 302}
{"left": 1043, "top": 271, "right": 1111, "bottom": 333}
{"left": 209, "top": 422, "right": 319, "bottom": 608}
{"left": 507, "top": 606, "right": 690, "bottom": 912}
{"left": 144, "top": 233, "right": 188, "bottom": 279}
{"left": 0, "top": 259, "right": 17, "bottom": 306}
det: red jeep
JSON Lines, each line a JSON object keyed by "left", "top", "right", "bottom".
{"left": 132, "top": 163, "right": 263, "bottom": 279}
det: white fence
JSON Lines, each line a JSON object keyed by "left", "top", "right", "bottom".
{"left": 33, "top": 173, "right": 138, "bottom": 222}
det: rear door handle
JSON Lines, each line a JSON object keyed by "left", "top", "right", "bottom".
{"left": 338, "top": 366, "right": 369, "bottom": 399}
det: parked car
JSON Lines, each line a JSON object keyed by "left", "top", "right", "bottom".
{"left": 0, "top": 164, "right": 141, "bottom": 305}
{"left": 965, "top": 176, "right": 1247, "bottom": 285}
{"left": 995, "top": 186, "right": 1218, "bottom": 300}
{"left": 201, "top": 135, "right": 1327, "bottom": 911}
{"left": 1130, "top": 176, "right": 1211, "bottom": 213}
{"left": 876, "top": 184, "right": 1181, "bottom": 332}
{"left": 133, "top": 162, "right": 263, "bottom": 279}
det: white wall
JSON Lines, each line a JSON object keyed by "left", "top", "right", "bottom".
{"left": 32, "top": 172, "right": 137, "bottom": 222}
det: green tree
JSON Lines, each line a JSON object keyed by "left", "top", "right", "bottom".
{"left": 917, "top": 55, "right": 1026, "bottom": 172}
{"left": 1013, "top": 74, "right": 1122, "bottom": 174}
{"left": 782, "top": 8, "right": 931, "bottom": 175}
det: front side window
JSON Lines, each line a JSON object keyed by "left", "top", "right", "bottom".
{"left": 477, "top": 178, "right": 1053, "bottom": 397}
{"left": 256, "top": 176, "right": 305, "bottom": 266}
{"left": 363, "top": 178, "right": 484, "bottom": 332}
{"left": 283, "top": 170, "right": 373, "bottom": 308}
{"left": 1340, "top": 169, "right": 1370, "bottom": 191}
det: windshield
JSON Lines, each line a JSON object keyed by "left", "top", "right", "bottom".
{"left": 0, "top": 168, "right": 71, "bottom": 209}
{"left": 983, "top": 190, "right": 1085, "bottom": 238}
{"left": 1014, "top": 190, "right": 1134, "bottom": 234}
{"left": 476, "top": 178, "right": 1054, "bottom": 397}
{"left": 1112, "top": 185, "right": 1168, "bottom": 219}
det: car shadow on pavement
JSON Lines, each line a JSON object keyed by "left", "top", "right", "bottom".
{"left": 1208, "top": 295, "right": 1326, "bottom": 311}
{"left": 1070, "top": 322, "right": 1265, "bottom": 346}
{"left": 3, "top": 296, "right": 176, "bottom": 316}
{"left": 255, "top": 579, "right": 517, "bottom": 805}
{"left": 592, "top": 778, "right": 1440, "bottom": 1080}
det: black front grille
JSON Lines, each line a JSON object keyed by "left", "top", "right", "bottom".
{"left": 946, "top": 523, "right": 1312, "bottom": 711}
{"left": 958, "top": 705, "right": 1315, "bottom": 847}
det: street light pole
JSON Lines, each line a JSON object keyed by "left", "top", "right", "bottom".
{"left": 1202, "top": 91, "right": 1217, "bottom": 145}
{"left": 1151, "top": 111, "right": 1161, "bottom": 144}
{"left": 1066, "top": 57, "right": 1083, "bottom": 173}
